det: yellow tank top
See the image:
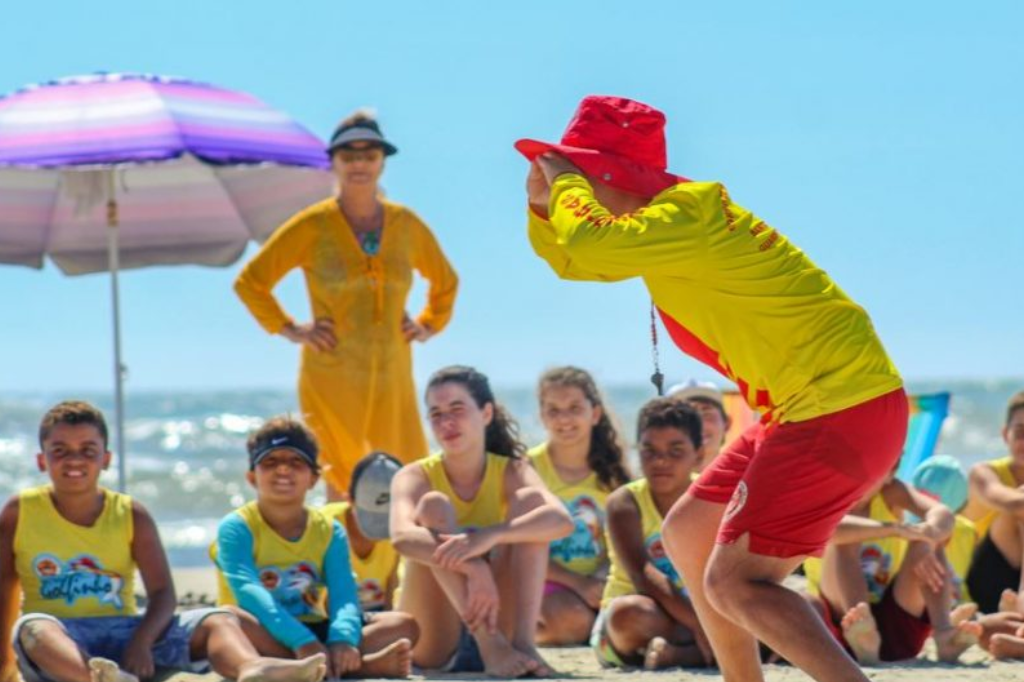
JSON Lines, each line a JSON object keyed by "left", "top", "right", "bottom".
{"left": 15, "top": 485, "right": 136, "bottom": 618}
{"left": 601, "top": 478, "right": 684, "bottom": 608}
{"left": 528, "top": 444, "right": 610, "bottom": 576}
{"left": 322, "top": 502, "right": 399, "bottom": 611}
{"left": 804, "top": 493, "right": 907, "bottom": 603}
{"left": 971, "top": 457, "right": 1019, "bottom": 540}
{"left": 419, "top": 452, "right": 509, "bottom": 529}
{"left": 946, "top": 515, "right": 977, "bottom": 605}
{"left": 214, "top": 502, "right": 334, "bottom": 623}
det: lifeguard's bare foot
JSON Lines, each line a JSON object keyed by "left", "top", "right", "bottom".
{"left": 841, "top": 602, "right": 881, "bottom": 665}
{"left": 360, "top": 638, "right": 413, "bottom": 678}
{"left": 88, "top": 658, "right": 138, "bottom": 682}
{"left": 237, "top": 653, "right": 327, "bottom": 682}
{"left": 934, "top": 621, "right": 982, "bottom": 662}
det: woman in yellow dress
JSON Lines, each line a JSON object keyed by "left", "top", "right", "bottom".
{"left": 235, "top": 111, "right": 459, "bottom": 498}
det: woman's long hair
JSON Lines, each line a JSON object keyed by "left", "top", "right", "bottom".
{"left": 426, "top": 366, "right": 526, "bottom": 459}
{"left": 538, "top": 366, "right": 631, "bottom": 491}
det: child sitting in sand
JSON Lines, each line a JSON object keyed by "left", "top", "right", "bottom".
{"left": 913, "top": 455, "right": 1024, "bottom": 660}
{"left": 667, "top": 380, "right": 730, "bottom": 473}
{"left": 0, "top": 401, "right": 325, "bottom": 682}
{"left": 963, "top": 390, "right": 1024, "bottom": 615}
{"left": 528, "top": 367, "right": 631, "bottom": 646}
{"left": 389, "top": 366, "right": 574, "bottom": 678}
{"left": 213, "top": 416, "right": 418, "bottom": 679}
{"left": 322, "top": 452, "right": 403, "bottom": 612}
{"left": 803, "top": 466, "right": 980, "bottom": 664}
{"left": 591, "top": 397, "right": 712, "bottom": 670}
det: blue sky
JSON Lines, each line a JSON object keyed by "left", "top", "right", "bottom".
{"left": 0, "top": 1, "right": 1020, "bottom": 393}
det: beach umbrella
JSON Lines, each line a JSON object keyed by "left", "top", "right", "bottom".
{"left": 0, "top": 73, "right": 333, "bottom": 491}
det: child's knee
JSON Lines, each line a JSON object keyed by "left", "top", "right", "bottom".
{"left": 18, "top": 618, "right": 61, "bottom": 653}
{"left": 414, "top": 491, "right": 456, "bottom": 530}
{"left": 606, "top": 596, "right": 655, "bottom": 634}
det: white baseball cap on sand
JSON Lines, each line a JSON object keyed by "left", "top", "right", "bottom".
{"left": 350, "top": 451, "right": 403, "bottom": 540}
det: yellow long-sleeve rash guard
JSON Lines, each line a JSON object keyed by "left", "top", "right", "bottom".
{"left": 529, "top": 174, "right": 901, "bottom": 424}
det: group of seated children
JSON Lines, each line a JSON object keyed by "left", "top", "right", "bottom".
{"left": 799, "top": 390, "right": 1024, "bottom": 665}
{"left": 1, "top": 372, "right": 1022, "bottom": 681}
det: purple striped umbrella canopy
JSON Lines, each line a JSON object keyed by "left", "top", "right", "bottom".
{"left": 0, "top": 73, "right": 335, "bottom": 491}
{"left": 0, "top": 73, "right": 333, "bottom": 274}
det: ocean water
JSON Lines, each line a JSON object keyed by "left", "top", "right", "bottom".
{"left": 1, "top": 378, "right": 1020, "bottom": 567}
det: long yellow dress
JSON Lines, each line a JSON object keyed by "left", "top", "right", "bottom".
{"left": 234, "top": 198, "right": 458, "bottom": 491}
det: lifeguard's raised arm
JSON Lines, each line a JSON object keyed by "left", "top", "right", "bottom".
{"left": 541, "top": 174, "right": 709, "bottom": 280}
{"left": 409, "top": 215, "right": 459, "bottom": 333}
{"left": 234, "top": 208, "right": 318, "bottom": 334}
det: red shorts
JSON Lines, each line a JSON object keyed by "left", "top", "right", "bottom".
{"left": 873, "top": 584, "right": 931, "bottom": 661}
{"left": 690, "top": 388, "right": 908, "bottom": 558}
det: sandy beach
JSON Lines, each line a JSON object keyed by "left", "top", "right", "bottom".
{"left": 167, "top": 568, "right": 1022, "bottom": 682}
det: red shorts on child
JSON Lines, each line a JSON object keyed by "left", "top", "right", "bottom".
{"left": 690, "top": 388, "right": 908, "bottom": 558}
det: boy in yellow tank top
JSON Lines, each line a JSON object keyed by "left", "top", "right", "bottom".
{"left": 591, "top": 398, "right": 710, "bottom": 670}
{"left": 322, "top": 453, "right": 403, "bottom": 612}
{"left": 964, "top": 391, "right": 1024, "bottom": 615}
{"left": 389, "top": 366, "right": 573, "bottom": 678}
{"left": 802, "top": 468, "right": 980, "bottom": 664}
{"left": 0, "top": 401, "right": 328, "bottom": 682}
{"left": 213, "top": 417, "right": 418, "bottom": 679}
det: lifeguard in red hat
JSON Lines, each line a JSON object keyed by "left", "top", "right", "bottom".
{"left": 517, "top": 95, "right": 908, "bottom": 682}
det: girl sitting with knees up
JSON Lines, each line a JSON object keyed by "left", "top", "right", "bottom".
{"left": 389, "top": 366, "right": 573, "bottom": 678}
{"left": 529, "top": 367, "right": 631, "bottom": 646}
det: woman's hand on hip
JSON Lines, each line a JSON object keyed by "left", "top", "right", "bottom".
{"left": 281, "top": 318, "right": 337, "bottom": 352}
{"left": 402, "top": 312, "right": 433, "bottom": 343}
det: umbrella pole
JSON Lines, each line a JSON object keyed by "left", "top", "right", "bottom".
{"left": 106, "top": 172, "right": 127, "bottom": 493}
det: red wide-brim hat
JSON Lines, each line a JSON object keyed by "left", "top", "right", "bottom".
{"left": 515, "top": 95, "right": 688, "bottom": 198}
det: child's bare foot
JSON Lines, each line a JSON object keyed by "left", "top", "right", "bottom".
{"left": 643, "top": 636, "right": 706, "bottom": 669}
{"left": 989, "top": 627, "right": 1024, "bottom": 660}
{"left": 841, "top": 602, "right": 881, "bottom": 665}
{"left": 513, "top": 643, "right": 555, "bottom": 677}
{"left": 934, "top": 621, "right": 982, "bottom": 662}
{"left": 237, "top": 653, "right": 327, "bottom": 682}
{"left": 999, "top": 589, "right": 1022, "bottom": 615}
{"left": 88, "top": 658, "right": 138, "bottom": 682}
{"left": 950, "top": 602, "right": 978, "bottom": 626}
{"left": 360, "top": 638, "right": 413, "bottom": 678}
{"left": 474, "top": 632, "right": 539, "bottom": 678}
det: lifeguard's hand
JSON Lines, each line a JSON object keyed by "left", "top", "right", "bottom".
{"left": 281, "top": 318, "right": 337, "bottom": 352}
{"left": 536, "top": 152, "right": 582, "bottom": 184}
{"left": 527, "top": 162, "right": 551, "bottom": 217}
{"left": 401, "top": 312, "right": 433, "bottom": 343}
